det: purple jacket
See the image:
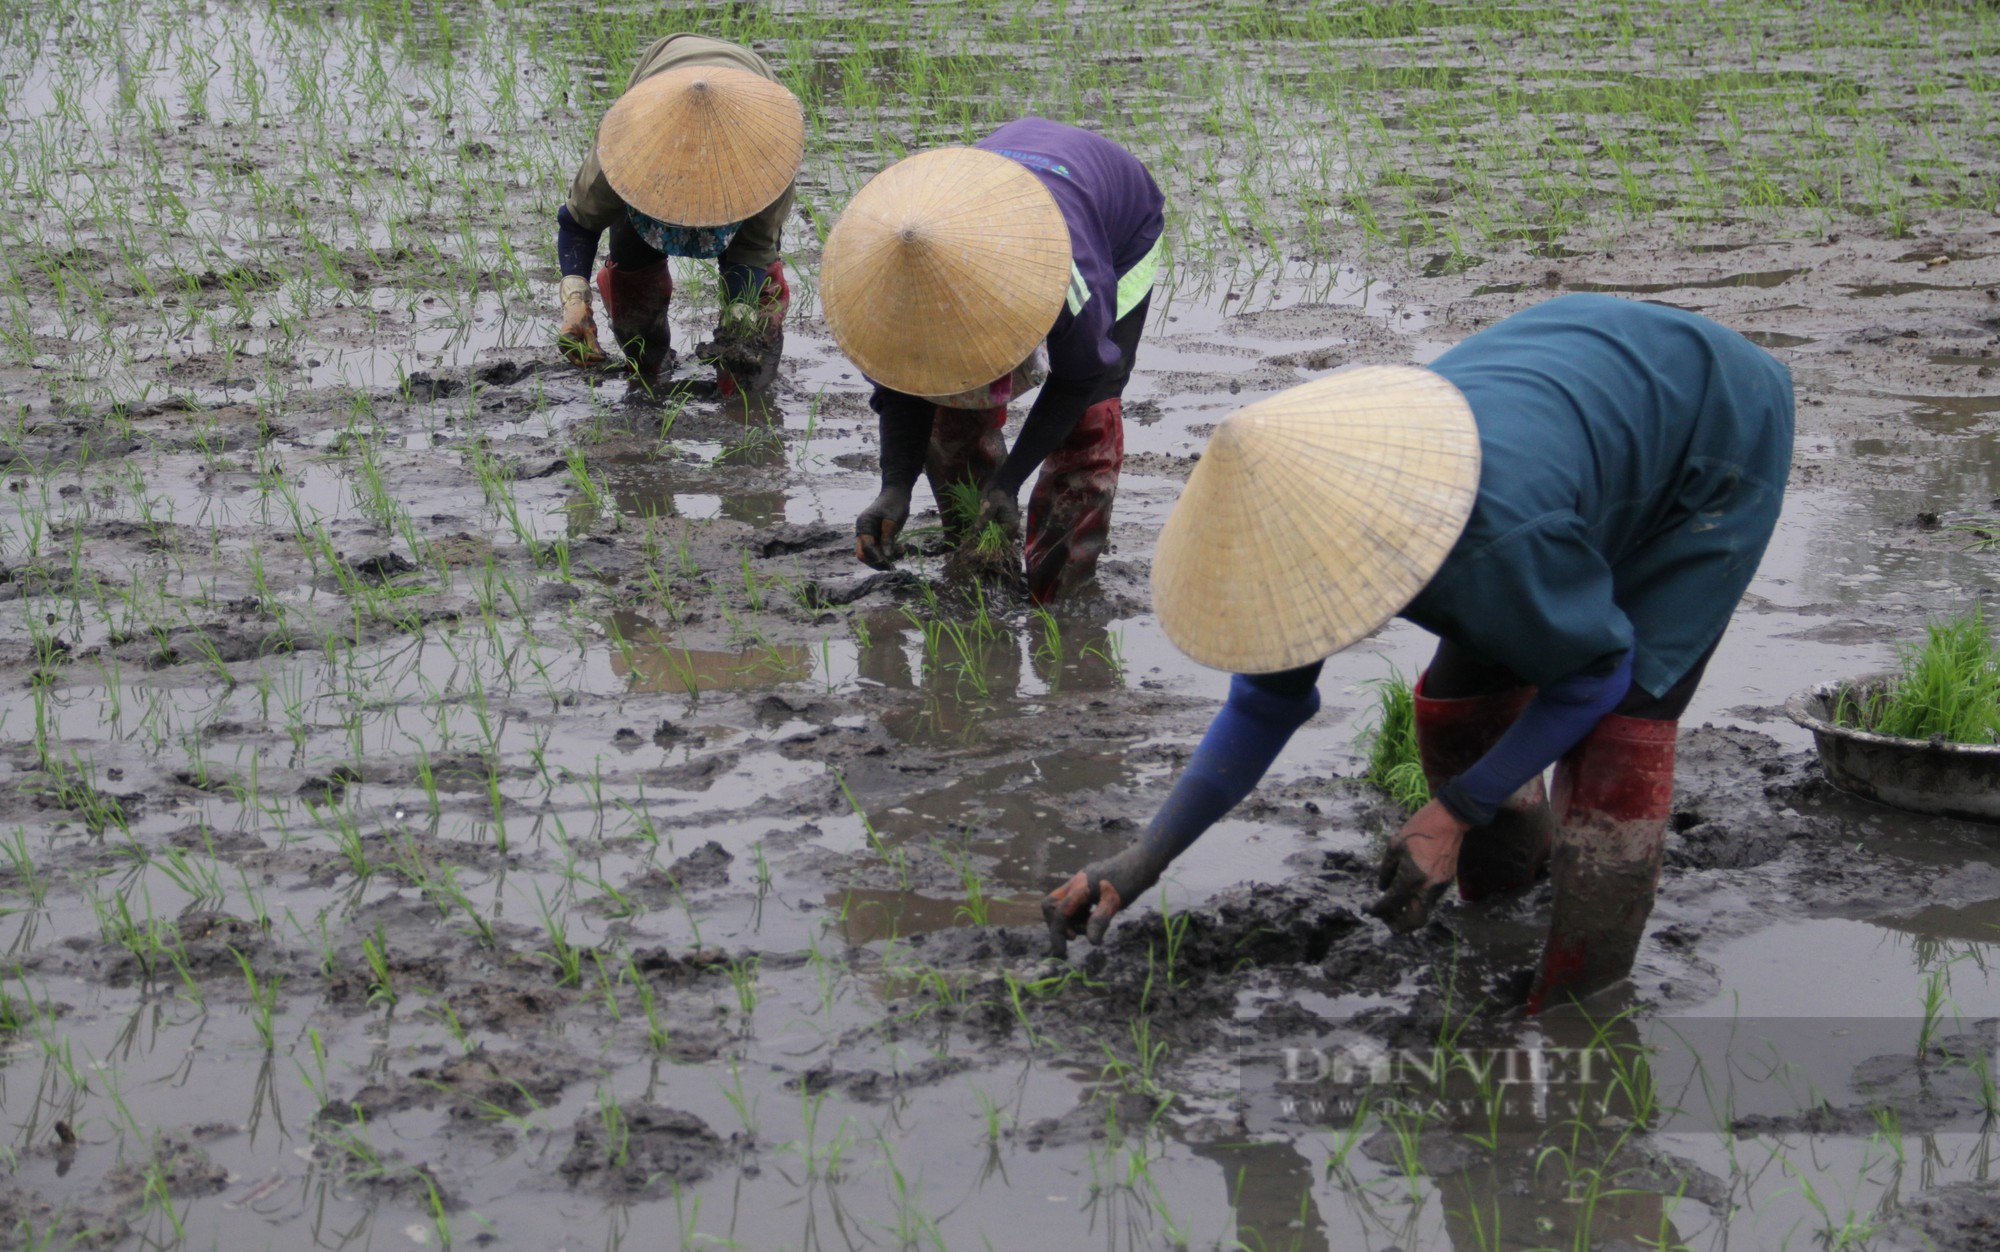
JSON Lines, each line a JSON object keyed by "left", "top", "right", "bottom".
{"left": 976, "top": 118, "right": 1165, "bottom": 382}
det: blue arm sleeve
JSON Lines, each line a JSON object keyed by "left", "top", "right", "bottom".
{"left": 1137, "top": 666, "right": 1322, "bottom": 864}
{"left": 721, "top": 262, "right": 764, "bottom": 303}
{"left": 556, "top": 205, "right": 601, "bottom": 278}
{"left": 1436, "top": 650, "right": 1634, "bottom": 826}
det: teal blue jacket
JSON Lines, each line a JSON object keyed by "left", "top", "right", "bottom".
{"left": 1405, "top": 293, "right": 1794, "bottom": 698}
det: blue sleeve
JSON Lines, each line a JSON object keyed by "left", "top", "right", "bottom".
{"left": 721, "top": 262, "right": 765, "bottom": 303}
{"left": 1436, "top": 651, "right": 1633, "bottom": 826}
{"left": 1137, "top": 666, "right": 1322, "bottom": 864}
{"left": 556, "top": 205, "right": 601, "bottom": 278}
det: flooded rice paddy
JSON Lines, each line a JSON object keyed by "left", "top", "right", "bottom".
{"left": 3, "top": 0, "right": 2000, "bottom": 1248}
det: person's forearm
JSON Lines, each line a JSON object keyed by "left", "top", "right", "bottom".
{"left": 1436, "top": 651, "right": 1634, "bottom": 826}
{"left": 1137, "top": 664, "right": 1324, "bottom": 865}
{"left": 990, "top": 374, "right": 1098, "bottom": 498}
{"left": 721, "top": 263, "right": 764, "bottom": 304}
{"left": 870, "top": 388, "right": 934, "bottom": 493}
{"left": 556, "top": 205, "right": 602, "bottom": 279}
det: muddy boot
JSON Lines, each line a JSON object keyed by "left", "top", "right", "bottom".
{"left": 924, "top": 405, "right": 1008, "bottom": 545}
{"left": 1024, "top": 396, "right": 1124, "bottom": 604}
{"left": 1412, "top": 675, "right": 1556, "bottom": 901}
{"left": 595, "top": 259, "right": 675, "bottom": 379}
{"left": 712, "top": 260, "right": 790, "bottom": 397}
{"left": 1528, "top": 714, "right": 1678, "bottom": 1014}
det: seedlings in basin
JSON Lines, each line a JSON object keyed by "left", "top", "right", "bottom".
{"left": 1835, "top": 609, "right": 2000, "bottom": 744}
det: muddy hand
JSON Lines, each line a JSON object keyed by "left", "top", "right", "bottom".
{"left": 974, "top": 486, "right": 1022, "bottom": 541}
{"left": 855, "top": 484, "right": 912, "bottom": 570}
{"left": 1041, "top": 844, "right": 1165, "bottom": 958}
{"left": 1042, "top": 871, "right": 1124, "bottom": 958}
{"left": 1365, "top": 799, "right": 1469, "bottom": 934}
{"left": 557, "top": 275, "right": 605, "bottom": 366}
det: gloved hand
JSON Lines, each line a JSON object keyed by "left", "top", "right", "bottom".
{"left": 973, "top": 486, "right": 1021, "bottom": 540}
{"left": 855, "top": 484, "right": 913, "bottom": 569}
{"left": 1365, "top": 799, "right": 1470, "bottom": 933}
{"left": 557, "top": 275, "right": 604, "bottom": 365}
{"left": 1043, "top": 843, "right": 1169, "bottom": 957}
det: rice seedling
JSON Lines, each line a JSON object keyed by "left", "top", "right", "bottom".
{"left": 1357, "top": 668, "right": 1430, "bottom": 810}
{"left": 1834, "top": 610, "right": 2000, "bottom": 744}
{"left": 230, "top": 948, "right": 283, "bottom": 1052}
{"left": 625, "top": 955, "right": 672, "bottom": 1055}
{"left": 725, "top": 955, "right": 760, "bottom": 1018}
{"left": 833, "top": 767, "right": 909, "bottom": 889}
{"left": 532, "top": 884, "right": 583, "bottom": 987}
{"left": 0, "top": 0, "right": 1989, "bottom": 1246}
{"left": 361, "top": 925, "right": 397, "bottom": 1009}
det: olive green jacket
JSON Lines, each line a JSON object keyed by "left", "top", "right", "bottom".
{"left": 566, "top": 34, "right": 795, "bottom": 268}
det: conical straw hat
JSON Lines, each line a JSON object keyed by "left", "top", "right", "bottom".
{"left": 1152, "top": 366, "right": 1482, "bottom": 673}
{"left": 597, "top": 65, "right": 804, "bottom": 228}
{"left": 821, "top": 147, "right": 1071, "bottom": 397}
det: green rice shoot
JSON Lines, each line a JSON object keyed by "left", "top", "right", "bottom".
{"left": 972, "top": 521, "right": 1009, "bottom": 558}
{"left": 937, "top": 480, "right": 1017, "bottom": 574}
{"left": 1357, "top": 669, "right": 1430, "bottom": 811}
{"left": 1834, "top": 609, "right": 2000, "bottom": 744}
{"left": 940, "top": 480, "right": 983, "bottom": 534}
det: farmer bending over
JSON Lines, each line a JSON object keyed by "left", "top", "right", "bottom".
{"left": 821, "top": 119, "right": 1165, "bottom": 602}
{"left": 555, "top": 34, "right": 803, "bottom": 394}
{"left": 1045, "top": 295, "right": 1795, "bottom": 1011}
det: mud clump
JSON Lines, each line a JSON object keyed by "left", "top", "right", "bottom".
{"left": 1893, "top": 1182, "right": 2000, "bottom": 1252}
{"left": 624, "top": 840, "right": 734, "bottom": 900}
{"left": 324, "top": 1047, "right": 589, "bottom": 1122}
{"left": 940, "top": 532, "right": 1027, "bottom": 597}
{"left": 103, "top": 1133, "right": 230, "bottom": 1203}
{"left": 1103, "top": 877, "right": 1366, "bottom": 974}
{"left": 559, "top": 1104, "right": 731, "bottom": 1199}
{"left": 789, "top": 1056, "right": 970, "bottom": 1101}
{"left": 1017, "top": 1090, "right": 1169, "bottom": 1150}
{"left": 0, "top": 1185, "right": 125, "bottom": 1250}
{"left": 1662, "top": 726, "right": 1829, "bottom": 871}
{"left": 1733, "top": 1030, "right": 2000, "bottom": 1137}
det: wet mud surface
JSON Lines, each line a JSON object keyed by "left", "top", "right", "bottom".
{"left": 5, "top": 0, "right": 2000, "bottom": 1248}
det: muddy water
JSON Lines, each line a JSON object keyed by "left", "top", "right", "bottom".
{"left": 5, "top": 8, "right": 2000, "bottom": 1252}
{"left": 7, "top": 233, "right": 2000, "bottom": 1250}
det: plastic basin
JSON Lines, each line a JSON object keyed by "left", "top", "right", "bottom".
{"left": 1786, "top": 674, "right": 2000, "bottom": 823}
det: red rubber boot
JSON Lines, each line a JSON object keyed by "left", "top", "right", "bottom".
{"left": 595, "top": 259, "right": 674, "bottom": 379}
{"left": 1528, "top": 715, "right": 1678, "bottom": 1014}
{"left": 1024, "top": 397, "right": 1124, "bottom": 604}
{"left": 925, "top": 405, "right": 1008, "bottom": 545}
{"left": 1412, "top": 674, "right": 1556, "bottom": 901}
{"left": 716, "top": 260, "right": 790, "bottom": 397}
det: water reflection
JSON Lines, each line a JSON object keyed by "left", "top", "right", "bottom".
{"left": 605, "top": 611, "right": 810, "bottom": 693}
{"left": 588, "top": 420, "right": 794, "bottom": 527}
{"left": 1567, "top": 267, "right": 1809, "bottom": 294}
{"left": 1252, "top": 1013, "right": 1690, "bottom": 1250}
{"left": 1193, "top": 1138, "right": 1331, "bottom": 1252}
{"left": 833, "top": 889, "right": 1045, "bottom": 945}
{"left": 852, "top": 605, "right": 1127, "bottom": 742}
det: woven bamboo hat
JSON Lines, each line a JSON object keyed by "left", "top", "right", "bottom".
{"left": 821, "top": 147, "right": 1071, "bottom": 397}
{"left": 597, "top": 65, "right": 804, "bottom": 228}
{"left": 1152, "top": 366, "right": 1482, "bottom": 673}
